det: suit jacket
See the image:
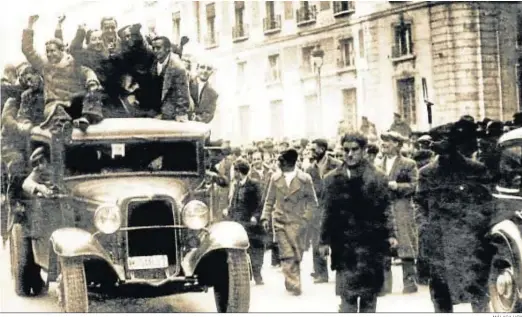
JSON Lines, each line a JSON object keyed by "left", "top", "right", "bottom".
{"left": 306, "top": 156, "right": 342, "bottom": 209}
{"left": 378, "top": 154, "right": 419, "bottom": 258}
{"left": 152, "top": 53, "right": 190, "bottom": 119}
{"left": 189, "top": 78, "right": 218, "bottom": 123}
{"left": 229, "top": 178, "right": 263, "bottom": 226}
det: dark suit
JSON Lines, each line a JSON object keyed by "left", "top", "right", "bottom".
{"left": 228, "top": 177, "right": 265, "bottom": 280}
{"left": 320, "top": 161, "right": 392, "bottom": 312}
{"left": 189, "top": 78, "right": 218, "bottom": 123}
{"left": 305, "top": 155, "right": 342, "bottom": 281}
{"left": 151, "top": 53, "right": 190, "bottom": 119}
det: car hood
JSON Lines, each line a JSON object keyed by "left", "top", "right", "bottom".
{"left": 67, "top": 176, "right": 201, "bottom": 205}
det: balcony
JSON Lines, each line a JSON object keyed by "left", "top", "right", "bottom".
{"left": 204, "top": 32, "right": 219, "bottom": 49}
{"left": 263, "top": 15, "right": 282, "bottom": 35}
{"left": 336, "top": 58, "right": 356, "bottom": 74}
{"left": 232, "top": 24, "right": 249, "bottom": 43}
{"left": 391, "top": 44, "right": 416, "bottom": 63}
{"left": 296, "top": 5, "right": 317, "bottom": 27}
{"left": 333, "top": 1, "right": 355, "bottom": 18}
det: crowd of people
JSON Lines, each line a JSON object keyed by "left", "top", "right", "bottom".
{"left": 204, "top": 110, "right": 521, "bottom": 313}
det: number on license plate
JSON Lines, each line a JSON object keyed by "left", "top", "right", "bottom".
{"left": 128, "top": 255, "right": 169, "bottom": 270}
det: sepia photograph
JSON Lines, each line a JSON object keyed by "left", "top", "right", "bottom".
{"left": 0, "top": 0, "right": 521, "bottom": 313}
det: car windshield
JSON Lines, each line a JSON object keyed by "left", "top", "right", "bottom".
{"left": 498, "top": 143, "right": 522, "bottom": 191}
{"left": 65, "top": 140, "right": 199, "bottom": 176}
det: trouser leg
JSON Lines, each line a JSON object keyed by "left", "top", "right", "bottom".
{"left": 312, "top": 243, "right": 328, "bottom": 281}
{"left": 249, "top": 239, "right": 265, "bottom": 283}
{"left": 271, "top": 243, "right": 281, "bottom": 266}
{"left": 281, "top": 258, "right": 301, "bottom": 295}
{"left": 359, "top": 293, "right": 378, "bottom": 313}
{"left": 402, "top": 258, "right": 418, "bottom": 293}
{"left": 429, "top": 273, "right": 453, "bottom": 313}
{"left": 379, "top": 256, "right": 392, "bottom": 295}
{"left": 339, "top": 296, "right": 358, "bottom": 313}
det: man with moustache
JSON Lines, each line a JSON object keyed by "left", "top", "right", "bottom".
{"left": 261, "top": 149, "right": 318, "bottom": 295}
{"left": 378, "top": 131, "right": 419, "bottom": 295}
{"left": 100, "top": 17, "right": 121, "bottom": 54}
{"left": 306, "top": 139, "right": 342, "bottom": 284}
{"left": 318, "top": 132, "right": 394, "bottom": 312}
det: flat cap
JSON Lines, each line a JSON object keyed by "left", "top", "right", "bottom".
{"left": 417, "top": 135, "right": 432, "bottom": 143}
{"left": 381, "top": 130, "right": 407, "bottom": 143}
{"left": 30, "top": 146, "right": 46, "bottom": 165}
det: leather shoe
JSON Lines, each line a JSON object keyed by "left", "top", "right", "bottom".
{"left": 402, "top": 284, "right": 418, "bottom": 294}
{"left": 254, "top": 276, "right": 264, "bottom": 286}
{"left": 313, "top": 277, "right": 328, "bottom": 284}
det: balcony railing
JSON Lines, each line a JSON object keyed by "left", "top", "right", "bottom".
{"left": 263, "top": 14, "right": 282, "bottom": 35}
{"left": 204, "top": 32, "right": 219, "bottom": 49}
{"left": 333, "top": 1, "right": 355, "bottom": 18}
{"left": 296, "top": 5, "right": 317, "bottom": 27}
{"left": 232, "top": 24, "right": 249, "bottom": 42}
{"left": 391, "top": 43, "right": 415, "bottom": 63}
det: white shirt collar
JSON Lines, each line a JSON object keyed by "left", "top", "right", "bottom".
{"left": 157, "top": 54, "right": 170, "bottom": 74}
{"left": 239, "top": 177, "right": 248, "bottom": 186}
{"left": 283, "top": 169, "right": 297, "bottom": 187}
{"left": 385, "top": 155, "right": 398, "bottom": 175}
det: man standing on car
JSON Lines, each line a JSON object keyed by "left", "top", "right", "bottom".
{"left": 226, "top": 158, "right": 265, "bottom": 285}
{"left": 318, "top": 132, "right": 394, "bottom": 313}
{"left": 261, "top": 149, "right": 318, "bottom": 296}
{"left": 416, "top": 119, "right": 494, "bottom": 313}
{"left": 306, "top": 138, "right": 342, "bottom": 284}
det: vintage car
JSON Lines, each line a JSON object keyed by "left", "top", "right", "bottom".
{"left": 6, "top": 118, "right": 251, "bottom": 312}
{"left": 488, "top": 127, "right": 522, "bottom": 312}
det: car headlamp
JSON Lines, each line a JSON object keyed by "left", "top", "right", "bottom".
{"left": 182, "top": 200, "right": 209, "bottom": 230}
{"left": 94, "top": 205, "right": 121, "bottom": 234}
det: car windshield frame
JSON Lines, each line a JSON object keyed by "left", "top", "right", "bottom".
{"left": 497, "top": 139, "right": 522, "bottom": 195}
{"left": 62, "top": 137, "right": 204, "bottom": 180}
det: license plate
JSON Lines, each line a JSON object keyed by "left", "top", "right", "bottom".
{"left": 128, "top": 255, "right": 168, "bottom": 270}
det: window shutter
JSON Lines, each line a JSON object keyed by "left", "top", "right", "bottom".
{"left": 320, "top": 1, "right": 330, "bottom": 10}
{"left": 284, "top": 1, "right": 294, "bottom": 20}
{"left": 235, "top": 1, "right": 244, "bottom": 9}
{"left": 206, "top": 3, "right": 216, "bottom": 18}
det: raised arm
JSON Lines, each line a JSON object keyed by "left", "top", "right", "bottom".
{"left": 54, "top": 15, "right": 66, "bottom": 41}
{"left": 70, "top": 25, "right": 87, "bottom": 58}
{"left": 22, "top": 15, "right": 45, "bottom": 72}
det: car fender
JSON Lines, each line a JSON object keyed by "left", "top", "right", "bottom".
{"left": 181, "top": 221, "right": 250, "bottom": 276}
{"left": 489, "top": 219, "right": 522, "bottom": 296}
{"left": 49, "top": 228, "right": 125, "bottom": 281}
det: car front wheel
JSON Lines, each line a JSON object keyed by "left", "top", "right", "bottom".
{"left": 489, "top": 240, "right": 522, "bottom": 312}
{"left": 57, "top": 257, "right": 88, "bottom": 312}
{"left": 10, "top": 223, "right": 45, "bottom": 296}
{"left": 213, "top": 249, "right": 250, "bottom": 313}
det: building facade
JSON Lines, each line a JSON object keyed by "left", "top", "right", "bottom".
{"left": 168, "top": 1, "right": 521, "bottom": 144}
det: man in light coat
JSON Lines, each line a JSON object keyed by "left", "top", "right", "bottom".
{"left": 261, "top": 149, "right": 318, "bottom": 296}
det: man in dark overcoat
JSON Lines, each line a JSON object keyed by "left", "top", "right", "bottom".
{"left": 227, "top": 158, "right": 265, "bottom": 285}
{"left": 306, "top": 138, "right": 342, "bottom": 283}
{"left": 318, "top": 132, "right": 394, "bottom": 313}
{"left": 379, "top": 130, "right": 419, "bottom": 294}
{"left": 261, "top": 149, "right": 318, "bottom": 296}
{"left": 415, "top": 119, "right": 494, "bottom": 312}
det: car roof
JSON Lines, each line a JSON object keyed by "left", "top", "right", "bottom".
{"left": 498, "top": 127, "right": 522, "bottom": 145}
{"left": 31, "top": 118, "right": 211, "bottom": 142}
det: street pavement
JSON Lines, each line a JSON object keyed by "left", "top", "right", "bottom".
{"left": 0, "top": 245, "right": 473, "bottom": 313}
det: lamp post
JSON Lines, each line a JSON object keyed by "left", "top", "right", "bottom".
{"left": 311, "top": 45, "right": 325, "bottom": 138}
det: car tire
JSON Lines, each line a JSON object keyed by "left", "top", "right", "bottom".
{"left": 489, "top": 240, "right": 522, "bottom": 313}
{"left": 10, "top": 223, "right": 44, "bottom": 296}
{"left": 58, "top": 257, "right": 88, "bottom": 313}
{"left": 213, "top": 249, "right": 250, "bottom": 313}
